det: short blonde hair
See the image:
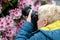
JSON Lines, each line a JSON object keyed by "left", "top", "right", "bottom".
{"left": 38, "top": 4, "right": 60, "bottom": 23}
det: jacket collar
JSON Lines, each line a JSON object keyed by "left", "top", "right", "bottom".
{"left": 40, "top": 20, "right": 60, "bottom": 31}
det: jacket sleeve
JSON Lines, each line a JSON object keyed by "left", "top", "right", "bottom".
{"left": 16, "top": 21, "right": 35, "bottom": 40}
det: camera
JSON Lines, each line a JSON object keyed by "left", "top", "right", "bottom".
{"left": 22, "top": 5, "right": 38, "bottom": 30}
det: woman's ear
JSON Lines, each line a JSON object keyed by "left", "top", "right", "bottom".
{"left": 43, "top": 18, "right": 48, "bottom": 26}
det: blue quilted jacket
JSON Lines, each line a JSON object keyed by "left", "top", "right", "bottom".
{"left": 16, "top": 21, "right": 60, "bottom": 40}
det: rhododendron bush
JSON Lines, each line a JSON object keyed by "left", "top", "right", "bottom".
{"left": 0, "top": 0, "right": 56, "bottom": 40}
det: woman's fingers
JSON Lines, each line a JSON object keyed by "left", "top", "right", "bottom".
{"left": 28, "top": 10, "right": 32, "bottom": 17}
{"left": 27, "top": 10, "right": 32, "bottom": 22}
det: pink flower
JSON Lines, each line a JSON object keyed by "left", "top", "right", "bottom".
{"left": 18, "top": 0, "right": 34, "bottom": 6}
{"left": 31, "top": 0, "right": 41, "bottom": 11}
{"left": 18, "top": 0, "right": 34, "bottom": 9}
{"left": 5, "top": 16, "right": 17, "bottom": 28}
{"left": 18, "top": 0, "right": 41, "bottom": 11}
{"left": 16, "top": 19, "right": 25, "bottom": 33}
{"left": 4, "top": 27, "right": 17, "bottom": 37}
{"left": 0, "top": 17, "right": 6, "bottom": 31}
{"left": 32, "top": 5, "right": 40, "bottom": 11}
{"left": 1, "top": 37, "right": 8, "bottom": 40}
{"left": 19, "top": 3, "right": 26, "bottom": 9}
{"left": 0, "top": 16, "right": 17, "bottom": 31}
{"left": 5, "top": 16, "right": 12, "bottom": 22}
{"left": 25, "top": 0, "right": 34, "bottom": 6}
{"left": 9, "top": 9, "right": 22, "bottom": 19}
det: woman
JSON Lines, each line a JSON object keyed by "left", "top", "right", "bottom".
{"left": 16, "top": 4, "right": 60, "bottom": 40}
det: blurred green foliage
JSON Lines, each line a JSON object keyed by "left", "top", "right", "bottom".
{"left": 0, "top": 0, "right": 18, "bottom": 17}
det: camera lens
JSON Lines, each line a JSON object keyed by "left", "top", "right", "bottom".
{"left": 22, "top": 5, "right": 38, "bottom": 30}
{"left": 22, "top": 5, "right": 31, "bottom": 16}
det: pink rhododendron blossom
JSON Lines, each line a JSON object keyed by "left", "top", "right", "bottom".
{"left": 18, "top": 0, "right": 34, "bottom": 6}
{"left": 4, "top": 27, "right": 17, "bottom": 37}
{"left": 19, "top": 3, "right": 26, "bottom": 9}
{"left": 18, "top": 0, "right": 41, "bottom": 11}
{"left": 0, "top": 17, "right": 6, "bottom": 31}
{"left": 16, "top": 19, "right": 25, "bottom": 33}
{"left": 0, "top": 16, "right": 17, "bottom": 31}
{"left": 9, "top": 9, "right": 22, "bottom": 19}
{"left": 32, "top": 5, "right": 40, "bottom": 11}
{"left": 5, "top": 16, "right": 17, "bottom": 28}
{"left": 1, "top": 37, "right": 8, "bottom": 40}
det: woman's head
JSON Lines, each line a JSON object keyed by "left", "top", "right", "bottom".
{"left": 37, "top": 4, "right": 60, "bottom": 29}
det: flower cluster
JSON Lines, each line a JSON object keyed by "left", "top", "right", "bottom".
{"left": 16, "top": 19, "right": 25, "bottom": 33}
{"left": 9, "top": 9, "right": 22, "bottom": 19}
{"left": 18, "top": 0, "right": 41, "bottom": 11}
{"left": 0, "top": 16, "right": 25, "bottom": 40}
{"left": 4, "top": 27, "right": 17, "bottom": 37}
{"left": 0, "top": 16, "right": 17, "bottom": 31}
{"left": 0, "top": 17, "right": 6, "bottom": 31}
{"left": 0, "top": 37, "right": 8, "bottom": 40}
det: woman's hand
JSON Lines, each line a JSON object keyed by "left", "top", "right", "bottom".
{"left": 27, "top": 10, "right": 32, "bottom": 22}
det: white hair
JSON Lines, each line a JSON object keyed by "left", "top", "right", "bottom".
{"left": 38, "top": 4, "right": 60, "bottom": 23}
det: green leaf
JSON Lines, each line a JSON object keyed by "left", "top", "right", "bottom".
{"left": 2, "top": 2, "right": 9, "bottom": 11}
{"left": 1, "top": 13, "right": 4, "bottom": 17}
{"left": 9, "top": 2, "right": 14, "bottom": 7}
{"left": 11, "top": 0, "right": 17, "bottom": 4}
{"left": 14, "top": 19, "right": 20, "bottom": 23}
{"left": 41, "top": 1, "right": 47, "bottom": 5}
